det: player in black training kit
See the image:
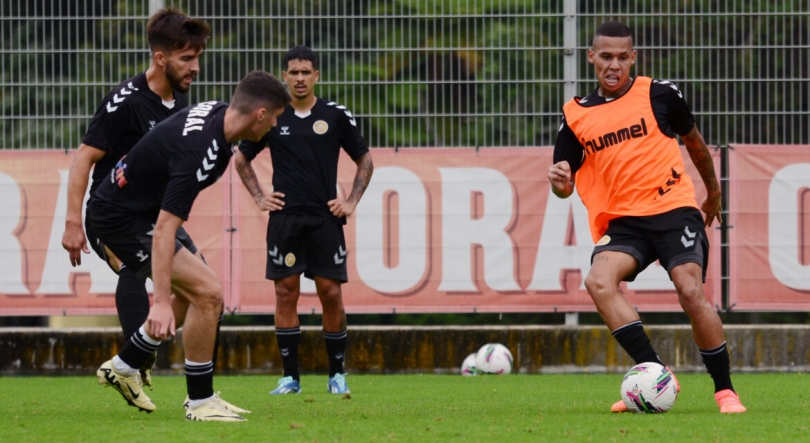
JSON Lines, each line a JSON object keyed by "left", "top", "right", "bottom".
{"left": 61, "top": 8, "right": 210, "bottom": 390}
{"left": 235, "top": 46, "right": 374, "bottom": 395}
{"left": 89, "top": 71, "right": 291, "bottom": 421}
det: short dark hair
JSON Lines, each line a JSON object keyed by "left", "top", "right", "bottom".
{"left": 283, "top": 45, "right": 318, "bottom": 70}
{"left": 146, "top": 7, "right": 211, "bottom": 54}
{"left": 231, "top": 71, "right": 292, "bottom": 115}
{"left": 593, "top": 21, "right": 633, "bottom": 45}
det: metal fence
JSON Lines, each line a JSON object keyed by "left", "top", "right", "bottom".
{"left": 1, "top": 0, "right": 807, "bottom": 150}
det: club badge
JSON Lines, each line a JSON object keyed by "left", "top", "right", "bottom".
{"left": 313, "top": 120, "right": 328, "bottom": 134}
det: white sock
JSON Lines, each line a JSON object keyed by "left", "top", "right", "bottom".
{"left": 112, "top": 355, "right": 139, "bottom": 376}
{"left": 188, "top": 395, "right": 215, "bottom": 409}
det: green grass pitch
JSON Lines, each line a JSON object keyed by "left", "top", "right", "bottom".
{"left": 3, "top": 373, "right": 808, "bottom": 442}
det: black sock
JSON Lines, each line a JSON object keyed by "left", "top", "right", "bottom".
{"left": 612, "top": 321, "right": 663, "bottom": 365}
{"left": 185, "top": 360, "right": 215, "bottom": 400}
{"left": 118, "top": 326, "right": 160, "bottom": 370}
{"left": 324, "top": 329, "right": 347, "bottom": 377}
{"left": 115, "top": 266, "right": 149, "bottom": 340}
{"left": 276, "top": 327, "right": 301, "bottom": 381}
{"left": 700, "top": 342, "right": 734, "bottom": 393}
{"left": 212, "top": 312, "right": 224, "bottom": 371}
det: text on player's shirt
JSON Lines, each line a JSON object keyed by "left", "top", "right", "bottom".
{"left": 553, "top": 78, "right": 695, "bottom": 172}
{"left": 91, "top": 101, "right": 233, "bottom": 222}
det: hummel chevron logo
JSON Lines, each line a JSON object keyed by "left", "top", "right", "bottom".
{"left": 106, "top": 102, "right": 118, "bottom": 113}
{"left": 269, "top": 245, "right": 283, "bottom": 265}
{"left": 119, "top": 87, "right": 132, "bottom": 96}
{"left": 681, "top": 226, "right": 697, "bottom": 248}
{"left": 334, "top": 245, "right": 347, "bottom": 264}
{"left": 112, "top": 94, "right": 125, "bottom": 103}
{"left": 127, "top": 82, "right": 138, "bottom": 91}
{"left": 196, "top": 140, "right": 221, "bottom": 181}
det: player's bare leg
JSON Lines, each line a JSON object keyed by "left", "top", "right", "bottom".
{"left": 583, "top": 251, "right": 639, "bottom": 330}
{"left": 585, "top": 251, "right": 662, "bottom": 413}
{"left": 671, "top": 262, "right": 745, "bottom": 413}
{"left": 315, "top": 276, "right": 350, "bottom": 394}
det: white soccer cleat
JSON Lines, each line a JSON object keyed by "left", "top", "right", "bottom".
{"left": 185, "top": 396, "right": 247, "bottom": 422}
{"left": 96, "top": 359, "right": 155, "bottom": 413}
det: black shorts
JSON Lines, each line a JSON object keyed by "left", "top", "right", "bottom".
{"left": 265, "top": 214, "right": 348, "bottom": 282}
{"left": 86, "top": 208, "right": 197, "bottom": 281}
{"left": 592, "top": 207, "right": 709, "bottom": 283}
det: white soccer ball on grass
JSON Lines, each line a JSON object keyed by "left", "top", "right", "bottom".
{"left": 474, "top": 343, "right": 513, "bottom": 374}
{"left": 460, "top": 353, "right": 478, "bottom": 376}
{"left": 620, "top": 362, "right": 678, "bottom": 413}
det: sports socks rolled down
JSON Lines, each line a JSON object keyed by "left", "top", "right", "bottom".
{"left": 612, "top": 321, "right": 664, "bottom": 366}
{"left": 324, "top": 329, "right": 347, "bottom": 377}
{"left": 276, "top": 326, "right": 301, "bottom": 381}
{"left": 185, "top": 359, "right": 215, "bottom": 401}
{"left": 118, "top": 325, "right": 161, "bottom": 372}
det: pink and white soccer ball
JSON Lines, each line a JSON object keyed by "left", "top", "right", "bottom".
{"left": 461, "top": 353, "right": 478, "bottom": 376}
{"left": 620, "top": 362, "right": 678, "bottom": 413}
{"left": 474, "top": 343, "right": 513, "bottom": 374}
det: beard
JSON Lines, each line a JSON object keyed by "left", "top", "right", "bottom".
{"left": 165, "top": 62, "right": 191, "bottom": 93}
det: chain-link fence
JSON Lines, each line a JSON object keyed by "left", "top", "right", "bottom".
{"left": 1, "top": 0, "right": 807, "bottom": 150}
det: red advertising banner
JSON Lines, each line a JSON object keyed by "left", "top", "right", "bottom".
{"left": 728, "top": 145, "right": 810, "bottom": 310}
{"left": 0, "top": 148, "right": 720, "bottom": 315}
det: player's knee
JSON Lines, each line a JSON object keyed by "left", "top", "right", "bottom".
{"left": 584, "top": 272, "right": 611, "bottom": 299}
{"left": 195, "top": 280, "right": 224, "bottom": 311}
{"left": 317, "top": 284, "right": 341, "bottom": 305}
{"left": 676, "top": 281, "right": 705, "bottom": 311}
{"left": 274, "top": 282, "right": 300, "bottom": 303}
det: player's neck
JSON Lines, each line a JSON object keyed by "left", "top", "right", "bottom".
{"left": 145, "top": 65, "right": 175, "bottom": 102}
{"left": 290, "top": 94, "right": 318, "bottom": 113}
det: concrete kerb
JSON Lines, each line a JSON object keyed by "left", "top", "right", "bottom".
{"left": 1, "top": 324, "right": 808, "bottom": 376}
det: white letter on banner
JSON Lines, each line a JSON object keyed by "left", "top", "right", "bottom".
{"left": 528, "top": 189, "right": 593, "bottom": 290}
{"left": 768, "top": 163, "right": 810, "bottom": 289}
{"left": 438, "top": 167, "right": 520, "bottom": 292}
{"left": 35, "top": 169, "right": 118, "bottom": 294}
{"left": 0, "top": 173, "right": 29, "bottom": 294}
{"left": 355, "top": 167, "right": 427, "bottom": 293}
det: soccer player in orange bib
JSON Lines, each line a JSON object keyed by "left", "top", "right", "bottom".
{"left": 548, "top": 21, "right": 745, "bottom": 414}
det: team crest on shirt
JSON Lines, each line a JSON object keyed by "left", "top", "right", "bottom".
{"left": 284, "top": 253, "right": 296, "bottom": 267}
{"left": 312, "top": 120, "right": 329, "bottom": 134}
{"left": 597, "top": 235, "right": 611, "bottom": 246}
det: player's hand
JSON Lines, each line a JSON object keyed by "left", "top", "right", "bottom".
{"left": 548, "top": 161, "right": 573, "bottom": 196}
{"left": 146, "top": 301, "right": 176, "bottom": 341}
{"left": 328, "top": 199, "right": 357, "bottom": 218}
{"left": 62, "top": 222, "right": 91, "bottom": 267}
{"left": 257, "top": 191, "right": 285, "bottom": 212}
{"left": 701, "top": 191, "right": 722, "bottom": 227}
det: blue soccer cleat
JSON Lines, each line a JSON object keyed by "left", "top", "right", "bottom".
{"left": 269, "top": 376, "right": 301, "bottom": 395}
{"left": 327, "top": 373, "right": 350, "bottom": 394}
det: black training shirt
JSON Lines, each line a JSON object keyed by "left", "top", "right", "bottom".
{"left": 83, "top": 73, "right": 188, "bottom": 196}
{"left": 239, "top": 98, "right": 369, "bottom": 224}
{"left": 553, "top": 78, "right": 696, "bottom": 173}
{"left": 90, "top": 101, "right": 233, "bottom": 222}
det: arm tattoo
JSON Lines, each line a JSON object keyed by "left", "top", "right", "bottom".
{"left": 235, "top": 158, "right": 265, "bottom": 202}
{"left": 347, "top": 153, "right": 374, "bottom": 205}
{"left": 682, "top": 126, "right": 721, "bottom": 195}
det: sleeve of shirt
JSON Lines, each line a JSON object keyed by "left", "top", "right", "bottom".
{"left": 552, "top": 117, "right": 585, "bottom": 174}
{"left": 160, "top": 150, "right": 204, "bottom": 221}
{"left": 651, "top": 81, "right": 696, "bottom": 137}
{"left": 337, "top": 106, "right": 369, "bottom": 160}
{"left": 238, "top": 135, "right": 268, "bottom": 161}
{"left": 81, "top": 96, "right": 131, "bottom": 153}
